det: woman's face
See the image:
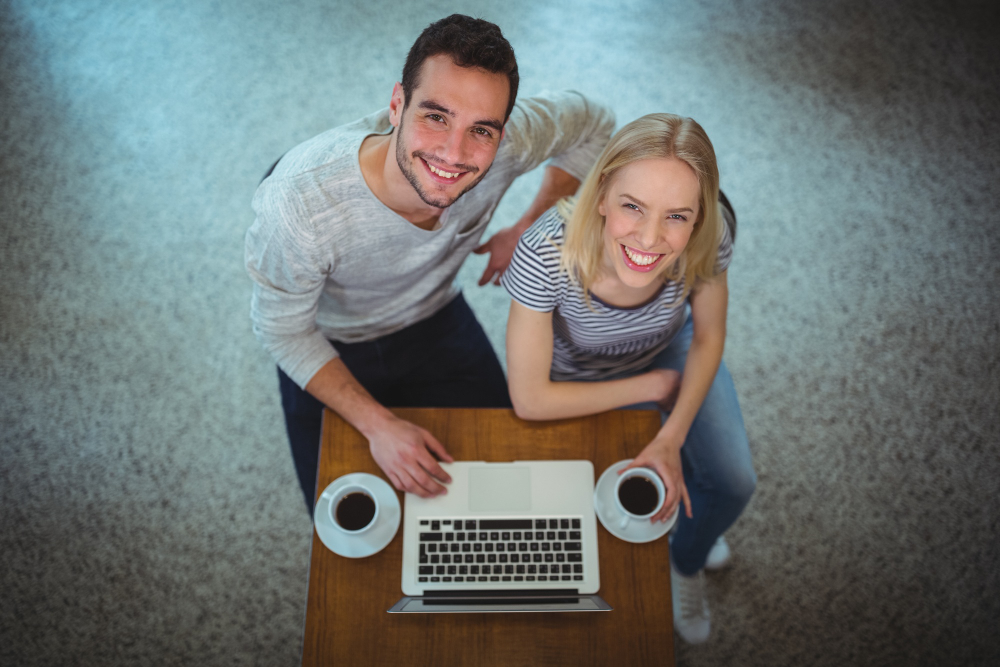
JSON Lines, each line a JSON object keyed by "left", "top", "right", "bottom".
{"left": 598, "top": 157, "right": 701, "bottom": 290}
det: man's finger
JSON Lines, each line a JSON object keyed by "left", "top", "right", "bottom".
{"left": 472, "top": 243, "right": 488, "bottom": 254}
{"left": 421, "top": 429, "right": 454, "bottom": 465}
{"left": 477, "top": 267, "right": 494, "bottom": 286}
{"left": 408, "top": 464, "right": 447, "bottom": 497}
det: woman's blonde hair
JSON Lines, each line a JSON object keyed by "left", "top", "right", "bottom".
{"left": 558, "top": 113, "right": 723, "bottom": 302}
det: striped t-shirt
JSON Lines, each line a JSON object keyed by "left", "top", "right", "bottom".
{"left": 501, "top": 207, "right": 732, "bottom": 381}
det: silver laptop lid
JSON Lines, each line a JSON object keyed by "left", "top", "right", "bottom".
{"left": 400, "top": 461, "right": 601, "bottom": 597}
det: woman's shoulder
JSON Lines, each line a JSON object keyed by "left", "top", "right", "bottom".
{"left": 517, "top": 205, "right": 568, "bottom": 263}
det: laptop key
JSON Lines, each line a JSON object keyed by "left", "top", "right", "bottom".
{"left": 558, "top": 531, "right": 567, "bottom": 540}
{"left": 476, "top": 555, "right": 485, "bottom": 563}
{"left": 451, "top": 544, "right": 460, "bottom": 553}
{"left": 549, "top": 519, "right": 558, "bottom": 529}
{"left": 436, "top": 566, "right": 445, "bottom": 575}
{"left": 560, "top": 519, "right": 569, "bottom": 529}
{"left": 565, "top": 542, "right": 582, "bottom": 551}
{"left": 419, "top": 555, "right": 428, "bottom": 564}
{"left": 465, "top": 520, "right": 476, "bottom": 530}
{"left": 570, "top": 531, "right": 581, "bottom": 540}
{"left": 441, "top": 555, "right": 451, "bottom": 564}
{"left": 533, "top": 554, "right": 542, "bottom": 563}
{"left": 553, "top": 543, "right": 562, "bottom": 551}
{"left": 530, "top": 543, "right": 539, "bottom": 551}
{"left": 479, "top": 576, "right": 488, "bottom": 581}
{"left": 488, "top": 554, "right": 496, "bottom": 563}
{"left": 539, "top": 576, "right": 547, "bottom": 581}
{"left": 490, "top": 532, "right": 499, "bottom": 541}
{"left": 455, "top": 576, "right": 464, "bottom": 582}
{"left": 493, "top": 565, "right": 503, "bottom": 574}
{"left": 572, "top": 518, "right": 581, "bottom": 529}
{"left": 544, "top": 554, "right": 553, "bottom": 562}
{"left": 448, "top": 566, "right": 456, "bottom": 575}
{"left": 465, "top": 555, "right": 474, "bottom": 563}
{"left": 474, "top": 543, "right": 483, "bottom": 552}
{"left": 539, "top": 564, "right": 548, "bottom": 574}
{"left": 501, "top": 532, "right": 510, "bottom": 540}
{"left": 431, "top": 577, "right": 440, "bottom": 582}
{"left": 418, "top": 577, "right": 428, "bottom": 582}
{"left": 574, "top": 575, "right": 583, "bottom": 581}
{"left": 535, "top": 519, "right": 545, "bottom": 529}
{"left": 574, "top": 564, "right": 583, "bottom": 573}
{"left": 462, "top": 544, "right": 471, "bottom": 553}
{"left": 419, "top": 566, "right": 433, "bottom": 575}
{"left": 526, "top": 576, "right": 536, "bottom": 581}
{"left": 479, "top": 532, "right": 488, "bottom": 540}
{"left": 508, "top": 542, "right": 516, "bottom": 551}
{"left": 431, "top": 521, "right": 440, "bottom": 531}
{"left": 514, "top": 576, "right": 523, "bottom": 581}
{"left": 516, "top": 564, "right": 525, "bottom": 574}
{"left": 421, "top": 532, "right": 442, "bottom": 541}
{"left": 499, "top": 554, "right": 507, "bottom": 563}
{"left": 494, "top": 543, "right": 502, "bottom": 552}
{"left": 443, "top": 577, "right": 452, "bottom": 582}
{"left": 456, "top": 532, "right": 465, "bottom": 541}
{"left": 502, "top": 576, "right": 511, "bottom": 581}
{"left": 556, "top": 554, "right": 565, "bottom": 562}
{"left": 518, "top": 543, "right": 528, "bottom": 551}
{"left": 445, "top": 533, "right": 454, "bottom": 542}
{"left": 430, "top": 555, "right": 439, "bottom": 564}
{"left": 505, "top": 565, "right": 514, "bottom": 574}
{"left": 459, "top": 566, "right": 468, "bottom": 574}
{"left": 567, "top": 553, "right": 582, "bottom": 562}
{"left": 420, "top": 520, "right": 429, "bottom": 525}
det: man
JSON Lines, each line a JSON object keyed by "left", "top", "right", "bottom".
{"left": 246, "top": 14, "right": 614, "bottom": 514}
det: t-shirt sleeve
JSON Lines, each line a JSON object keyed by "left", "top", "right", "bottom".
{"left": 245, "top": 178, "right": 339, "bottom": 389}
{"left": 714, "top": 208, "right": 734, "bottom": 275}
{"left": 500, "top": 213, "right": 563, "bottom": 313}
{"left": 502, "top": 91, "right": 615, "bottom": 182}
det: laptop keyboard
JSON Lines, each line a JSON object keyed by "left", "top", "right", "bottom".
{"left": 416, "top": 517, "right": 585, "bottom": 584}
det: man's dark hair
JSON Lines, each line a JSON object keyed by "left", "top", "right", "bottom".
{"left": 401, "top": 14, "right": 519, "bottom": 122}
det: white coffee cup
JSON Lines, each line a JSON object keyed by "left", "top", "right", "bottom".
{"left": 330, "top": 483, "right": 380, "bottom": 535}
{"left": 614, "top": 467, "right": 666, "bottom": 530}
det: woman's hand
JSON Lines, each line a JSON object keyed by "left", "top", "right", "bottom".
{"left": 620, "top": 430, "right": 691, "bottom": 523}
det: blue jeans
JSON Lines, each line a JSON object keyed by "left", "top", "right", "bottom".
{"left": 278, "top": 293, "right": 511, "bottom": 516}
{"left": 624, "top": 312, "right": 757, "bottom": 576}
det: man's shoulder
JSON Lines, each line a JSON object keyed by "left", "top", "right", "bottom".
{"left": 272, "top": 108, "right": 391, "bottom": 181}
{"left": 254, "top": 108, "right": 391, "bottom": 219}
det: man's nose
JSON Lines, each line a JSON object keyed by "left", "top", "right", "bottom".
{"left": 437, "top": 130, "right": 470, "bottom": 167}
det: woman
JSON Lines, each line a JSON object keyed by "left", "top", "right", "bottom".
{"left": 501, "top": 114, "right": 756, "bottom": 644}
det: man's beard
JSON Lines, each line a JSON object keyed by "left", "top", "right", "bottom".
{"left": 394, "top": 116, "right": 491, "bottom": 209}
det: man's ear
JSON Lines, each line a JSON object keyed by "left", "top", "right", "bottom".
{"left": 389, "top": 82, "right": 405, "bottom": 127}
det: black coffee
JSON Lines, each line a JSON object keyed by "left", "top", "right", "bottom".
{"left": 618, "top": 476, "right": 660, "bottom": 516}
{"left": 335, "top": 492, "right": 376, "bottom": 531}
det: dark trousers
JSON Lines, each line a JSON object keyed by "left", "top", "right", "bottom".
{"left": 278, "top": 293, "right": 511, "bottom": 515}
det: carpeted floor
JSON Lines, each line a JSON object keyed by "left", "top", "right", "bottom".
{"left": 2, "top": 0, "right": 998, "bottom": 665}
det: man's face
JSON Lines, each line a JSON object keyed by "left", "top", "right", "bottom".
{"left": 390, "top": 54, "right": 509, "bottom": 209}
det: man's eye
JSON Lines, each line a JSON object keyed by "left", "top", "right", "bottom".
{"left": 428, "top": 114, "right": 444, "bottom": 122}
{"left": 474, "top": 127, "right": 492, "bottom": 137}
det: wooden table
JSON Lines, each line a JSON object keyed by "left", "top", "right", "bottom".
{"left": 303, "top": 408, "right": 674, "bottom": 666}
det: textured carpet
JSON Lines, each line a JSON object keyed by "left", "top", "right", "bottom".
{"left": 2, "top": 0, "right": 998, "bottom": 665}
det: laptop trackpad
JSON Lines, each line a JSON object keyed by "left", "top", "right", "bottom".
{"left": 469, "top": 466, "right": 531, "bottom": 512}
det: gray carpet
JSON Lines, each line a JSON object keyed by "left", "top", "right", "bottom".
{"left": 2, "top": 0, "right": 998, "bottom": 665}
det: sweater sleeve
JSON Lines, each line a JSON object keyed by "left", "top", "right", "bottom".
{"left": 503, "top": 91, "right": 615, "bottom": 182}
{"left": 245, "top": 178, "right": 339, "bottom": 389}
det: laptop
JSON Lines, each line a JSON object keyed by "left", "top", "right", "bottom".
{"left": 388, "top": 460, "right": 611, "bottom": 613}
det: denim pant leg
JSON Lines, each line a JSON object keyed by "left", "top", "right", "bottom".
{"left": 647, "top": 314, "right": 757, "bottom": 576}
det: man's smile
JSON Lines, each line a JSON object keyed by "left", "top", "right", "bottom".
{"left": 418, "top": 156, "right": 473, "bottom": 184}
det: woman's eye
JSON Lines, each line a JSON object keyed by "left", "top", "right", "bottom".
{"left": 624, "top": 203, "right": 640, "bottom": 211}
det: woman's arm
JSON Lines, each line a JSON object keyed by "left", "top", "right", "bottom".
{"left": 506, "top": 301, "right": 679, "bottom": 420}
{"left": 623, "top": 271, "right": 729, "bottom": 522}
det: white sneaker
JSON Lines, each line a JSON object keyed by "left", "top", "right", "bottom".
{"left": 704, "top": 535, "right": 731, "bottom": 571}
{"left": 671, "top": 562, "right": 711, "bottom": 644}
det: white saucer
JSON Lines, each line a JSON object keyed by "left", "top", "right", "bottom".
{"left": 314, "top": 473, "right": 401, "bottom": 558}
{"left": 593, "top": 459, "right": 677, "bottom": 544}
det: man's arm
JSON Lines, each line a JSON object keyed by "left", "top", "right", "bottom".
{"left": 247, "top": 180, "right": 452, "bottom": 499}
{"left": 473, "top": 92, "right": 615, "bottom": 284}
{"left": 304, "top": 359, "right": 453, "bottom": 497}
{"left": 473, "top": 166, "right": 579, "bottom": 286}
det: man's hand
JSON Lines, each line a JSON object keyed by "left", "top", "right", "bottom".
{"left": 473, "top": 225, "right": 522, "bottom": 286}
{"left": 367, "top": 414, "right": 454, "bottom": 497}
